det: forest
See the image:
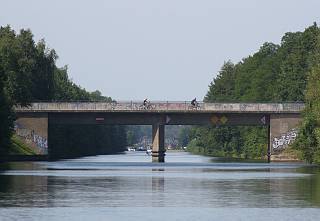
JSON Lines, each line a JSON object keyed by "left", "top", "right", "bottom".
{"left": 187, "top": 23, "right": 320, "bottom": 163}
{"left": 0, "top": 26, "right": 126, "bottom": 158}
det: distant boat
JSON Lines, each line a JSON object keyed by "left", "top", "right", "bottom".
{"left": 127, "top": 147, "right": 136, "bottom": 151}
{"left": 137, "top": 146, "right": 147, "bottom": 151}
{"left": 146, "top": 149, "right": 152, "bottom": 155}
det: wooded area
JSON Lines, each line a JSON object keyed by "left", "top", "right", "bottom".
{"left": 0, "top": 26, "right": 126, "bottom": 157}
{"left": 187, "top": 23, "right": 320, "bottom": 163}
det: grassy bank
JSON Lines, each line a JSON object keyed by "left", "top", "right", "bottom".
{"left": 187, "top": 145, "right": 303, "bottom": 162}
{"left": 271, "top": 148, "right": 303, "bottom": 162}
{"left": 9, "top": 135, "right": 37, "bottom": 155}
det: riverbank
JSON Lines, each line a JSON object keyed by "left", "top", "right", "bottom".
{"left": 0, "top": 155, "right": 48, "bottom": 162}
{"left": 186, "top": 147, "right": 304, "bottom": 162}
{"left": 166, "top": 149, "right": 185, "bottom": 152}
{"left": 0, "top": 135, "right": 45, "bottom": 163}
{"left": 271, "top": 148, "right": 303, "bottom": 162}
{"left": 9, "top": 135, "right": 37, "bottom": 155}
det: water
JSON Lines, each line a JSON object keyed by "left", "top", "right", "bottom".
{"left": 1, "top": 151, "right": 320, "bottom": 221}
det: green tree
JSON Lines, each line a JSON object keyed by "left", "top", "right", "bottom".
{"left": 295, "top": 63, "right": 320, "bottom": 163}
{"left": 204, "top": 61, "right": 236, "bottom": 102}
{"left": 0, "top": 25, "right": 127, "bottom": 157}
{"left": 89, "top": 90, "right": 112, "bottom": 102}
{"left": 0, "top": 65, "right": 14, "bottom": 152}
{"left": 188, "top": 23, "right": 320, "bottom": 160}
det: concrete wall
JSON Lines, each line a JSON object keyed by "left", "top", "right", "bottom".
{"left": 14, "top": 113, "right": 48, "bottom": 154}
{"left": 270, "top": 114, "right": 302, "bottom": 153}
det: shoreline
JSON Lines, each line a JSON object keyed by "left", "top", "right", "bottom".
{"left": 0, "top": 155, "right": 48, "bottom": 163}
{"left": 186, "top": 151, "right": 304, "bottom": 163}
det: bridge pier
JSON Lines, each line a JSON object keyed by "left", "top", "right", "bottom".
{"left": 152, "top": 123, "right": 165, "bottom": 163}
{"left": 267, "top": 125, "right": 271, "bottom": 163}
{"left": 14, "top": 113, "right": 49, "bottom": 155}
{"left": 269, "top": 114, "right": 302, "bottom": 162}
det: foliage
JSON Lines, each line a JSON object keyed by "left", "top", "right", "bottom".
{"left": 126, "top": 125, "right": 151, "bottom": 146}
{"left": 188, "top": 23, "right": 320, "bottom": 160}
{"left": 0, "top": 73, "right": 14, "bottom": 153}
{"left": 204, "top": 61, "right": 236, "bottom": 102}
{"left": 0, "top": 25, "right": 126, "bottom": 157}
{"left": 178, "top": 126, "right": 192, "bottom": 147}
{"left": 52, "top": 66, "right": 90, "bottom": 101}
{"left": 294, "top": 62, "right": 320, "bottom": 163}
{"left": 9, "top": 135, "right": 37, "bottom": 155}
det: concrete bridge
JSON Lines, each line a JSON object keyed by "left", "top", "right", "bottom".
{"left": 14, "top": 101, "right": 305, "bottom": 162}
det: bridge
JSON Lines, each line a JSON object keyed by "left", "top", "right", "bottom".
{"left": 14, "top": 101, "right": 305, "bottom": 162}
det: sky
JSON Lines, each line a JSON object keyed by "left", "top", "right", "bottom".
{"left": 1, "top": 0, "right": 320, "bottom": 101}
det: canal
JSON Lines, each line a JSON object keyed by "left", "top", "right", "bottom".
{"left": 1, "top": 151, "right": 320, "bottom": 220}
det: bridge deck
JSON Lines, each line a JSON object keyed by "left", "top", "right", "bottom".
{"left": 15, "top": 102, "right": 305, "bottom": 114}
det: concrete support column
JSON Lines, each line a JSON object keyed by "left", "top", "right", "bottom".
{"left": 269, "top": 114, "right": 302, "bottom": 161}
{"left": 14, "top": 113, "right": 49, "bottom": 155}
{"left": 152, "top": 123, "right": 165, "bottom": 162}
{"left": 267, "top": 125, "right": 271, "bottom": 163}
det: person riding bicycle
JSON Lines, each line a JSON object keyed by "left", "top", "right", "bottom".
{"left": 191, "top": 98, "right": 197, "bottom": 107}
{"left": 143, "top": 98, "right": 148, "bottom": 107}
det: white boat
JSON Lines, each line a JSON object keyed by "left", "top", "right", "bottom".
{"left": 146, "top": 149, "right": 152, "bottom": 155}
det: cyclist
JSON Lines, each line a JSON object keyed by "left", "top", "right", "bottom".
{"left": 143, "top": 98, "right": 148, "bottom": 108}
{"left": 191, "top": 98, "right": 197, "bottom": 107}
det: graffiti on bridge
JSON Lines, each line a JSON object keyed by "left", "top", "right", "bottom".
{"left": 272, "top": 128, "right": 298, "bottom": 151}
{"left": 14, "top": 123, "right": 48, "bottom": 154}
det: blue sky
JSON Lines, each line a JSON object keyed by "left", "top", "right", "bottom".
{"left": 1, "top": 0, "right": 320, "bottom": 101}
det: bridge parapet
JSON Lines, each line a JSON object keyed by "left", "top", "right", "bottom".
{"left": 15, "top": 102, "right": 305, "bottom": 113}
{"left": 204, "top": 103, "right": 305, "bottom": 113}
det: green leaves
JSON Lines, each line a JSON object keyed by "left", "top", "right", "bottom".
{"left": 0, "top": 26, "right": 57, "bottom": 104}
{"left": 204, "top": 61, "right": 236, "bottom": 102}
{"left": 294, "top": 61, "right": 320, "bottom": 163}
{"left": 189, "top": 23, "right": 320, "bottom": 161}
{"left": 0, "top": 25, "right": 125, "bottom": 155}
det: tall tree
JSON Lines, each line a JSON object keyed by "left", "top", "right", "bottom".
{"left": 0, "top": 64, "right": 14, "bottom": 152}
{"left": 188, "top": 23, "right": 320, "bottom": 160}
{"left": 294, "top": 49, "right": 320, "bottom": 163}
{"left": 204, "top": 61, "right": 236, "bottom": 102}
{"left": 0, "top": 25, "right": 127, "bottom": 156}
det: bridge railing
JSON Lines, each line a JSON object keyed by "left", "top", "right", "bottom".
{"left": 14, "top": 101, "right": 305, "bottom": 113}
{"left": 17, "top": 101, "right": 200, "bottom": 111}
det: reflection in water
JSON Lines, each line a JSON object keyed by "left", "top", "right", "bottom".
{"left": 0, "top": 152, "right": 320, "bottom": 220}
{"left": 152, "top": 169, "right": 165, "bottom": 193}
{"left": 0, "top": 175, "right": 49, "bottom": 207}
{"left": 152, "top": 169, "right": 165, "bottom": 207}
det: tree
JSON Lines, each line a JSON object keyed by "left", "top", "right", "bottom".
{"left": 89, "top": 90, "right": 112, "bottom": 102}
{"left": 0, "top": 65, "right": 14, "bottom": 152}
{"left": 0, "top": 25, "right": 127, "bottom": 157}
{"left": 188, "top": 23, "right": 320, "bottom": 160}
{"left": 204, "top": 61, "right": 236, "bottom": 102}
{"left": 295, "top": 63, "right": 320, "bottom": 163}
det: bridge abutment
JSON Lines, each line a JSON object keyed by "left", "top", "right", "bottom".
{"left": 269, "top": 114, "right": 302, "bottom": 158}
{"left": 14, "top": 113, "right": 49, "bottom": 154}
{"left": 152, "top": 123, "right": 165, "bottom": 163}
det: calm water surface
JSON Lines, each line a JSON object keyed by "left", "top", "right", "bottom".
{"left": 1, "top": 151, "right": 320, "bottom": 221}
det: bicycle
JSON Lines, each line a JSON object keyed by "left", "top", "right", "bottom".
{"left": 188, "top": 102, "right": 202, "bottom": 110}
{"left": 139, "top": 101, "right": 155, "bottom": 110}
